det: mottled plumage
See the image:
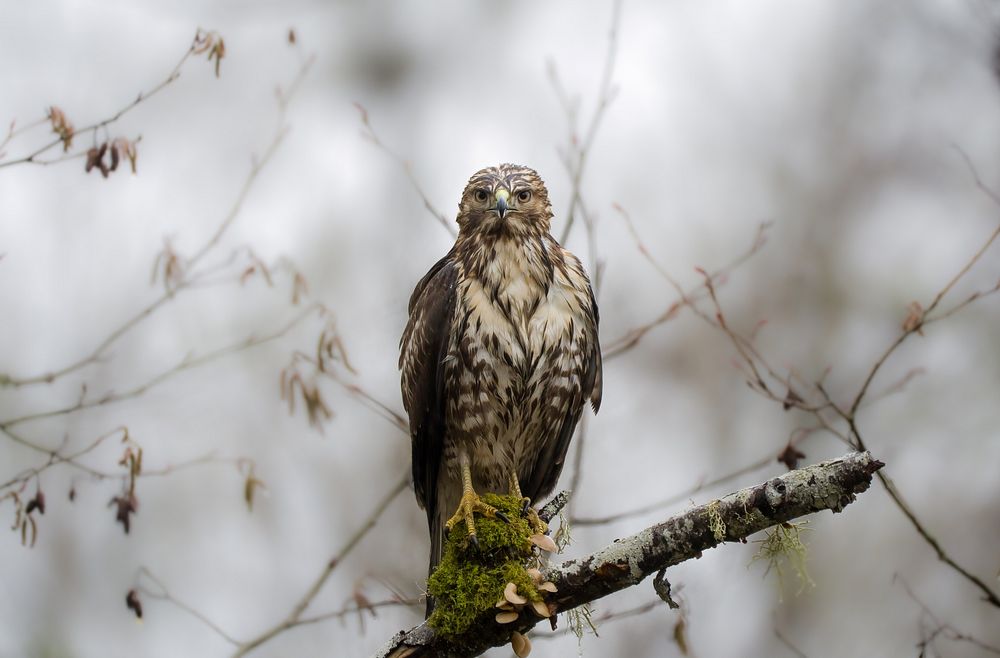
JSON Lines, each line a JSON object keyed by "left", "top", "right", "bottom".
{"left": 399, "top": 164, "right": 602, "bottom": 610}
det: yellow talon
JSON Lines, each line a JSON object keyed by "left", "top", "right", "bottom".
{"left": 446, "top": 460, "right": 505, "bottom": 544}
{"left": 508, "top": 472, "right": 548, "bottom": 536}
{"left": 445, "top": 489, "right": 503, "bottom": 543}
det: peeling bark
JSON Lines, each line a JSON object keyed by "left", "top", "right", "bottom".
{"left": 374, "top": 451, "right": 883, "bottom": 658}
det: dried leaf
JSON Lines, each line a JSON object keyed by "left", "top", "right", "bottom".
{"left": 110, "top": 493, "right": 138, "bottom": 534}
{"left": 125, "top": 139, "right": 138, "bottom": 173}
{"left": 244, "top": 470, "right": 266, "bottom": 511}
{"left": 292, "top": 272, "right": 309, "bottom": 304}
{"left": 782, "top": 387, "right": 803, "bottom": 411}
{"left": 902, "top": 301, "right": 925, "bottom": 335}
{"left": 673, "top": 615, "right": 689, "bottom": 655}
{"left": 25, "top": 491, "right": 45, "bottom": 515}
{"left": 777, "top": 444, "right": 806, "bottom": 471}
{"left": 85, "top": 147, "right": 101, "bottom": 173}
{"left": 126, "top": 589, "right": 143, "bottom": 619}
{"left": 48, "top": 106, "right": 75, "bottom": 151}
{"left": 210, "top": 38, "right": 226, "bottom": 77}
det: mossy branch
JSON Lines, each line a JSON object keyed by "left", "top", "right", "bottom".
{"left": 374, "top": 451, "right": 883, "bottom": 658}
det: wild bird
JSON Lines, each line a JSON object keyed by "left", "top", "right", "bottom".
{"left": 399, "top": 164, "right": 602, "bottom": 616}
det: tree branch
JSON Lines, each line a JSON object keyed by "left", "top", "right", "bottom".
{"left": 375, "top": 451, "right": 883, "bottom": 658}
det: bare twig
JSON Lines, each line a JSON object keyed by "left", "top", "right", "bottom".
{"left": 573, "top": 452, "right": 775, "bottom": 527}
{"left": 354, "top": 103, "right": 454, "bottom": 237}
{"left": 0, "top": 29, "right": 214, "bottom": 170}
{"left": 603, "top": 220, "right": 770, "bottom": 360}
{"left": 137, "top": 567, "right": 241, "bottom": 646}
{"left": 1, "top": 304, "right": 324, "bottom": 431}
{"left": 686, "top": 153, "right": 1000, "bottom": 609}
{"left": 774, "top": 626, "right": 809, "bottom": 658}
{"left": 231, "top": 474, "right": 410, "bottom": 657}
{"left": 555, "top": 0, "right": 622, "bottom": 245}
{"left": 0, "top": 44, "right": 314, "bottom": 390}
{"left": 847, "top": 218, "right": 1000, "bottom": 419}
{"left": 897, "top": 574, "right": 1000, "bottom": 655}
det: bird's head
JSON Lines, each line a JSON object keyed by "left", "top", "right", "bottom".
{"left": 456, "top": 164, "right": 553, "bottom": 238}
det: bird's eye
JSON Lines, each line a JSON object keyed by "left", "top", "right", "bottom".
{"left": 516, "top": 190, "right": 531, "bottom": 203}
{"left": 473, "top": 189, "right": 489, "bottom": 203}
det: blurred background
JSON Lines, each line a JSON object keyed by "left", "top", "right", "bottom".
{"left": 2, "top": 1, "right": 1000, "bottom": 656}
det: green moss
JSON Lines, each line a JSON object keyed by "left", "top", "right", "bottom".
{"left": 427, "top": 493, "right": 543, "bottom": 637}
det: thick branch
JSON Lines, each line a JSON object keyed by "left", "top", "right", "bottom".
{"left": 375, "top": 451, "right": 883, "bottom": 658}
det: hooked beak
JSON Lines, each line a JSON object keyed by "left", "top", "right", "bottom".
{"left": 493, "top": 189, "right": 510, "bottom": 220}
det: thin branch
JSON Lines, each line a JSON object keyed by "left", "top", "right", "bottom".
{"left": 231, "top": 474, "right": 410, "bottom": 658}
{"left": 354, "top": 103, "right": 454, "bottom": 237}
{"left": 897, "top": 574, "right": 1000, "bottom": 655}
{"left": 683, "top": 173, "right": 1000, "bottom": 610}
{"left": 872, "top": 462, "right": 1000, "bottom": 607}
{"left": 296, "top": 597, "right": 421, "bottom": 628}
{"left": 573, "top": 453, "right": 775, "bottom": 527}
{"left": 603, "top": 220, "right": 770, "bottom": 360}
{"left": 773, "top": 626, "right": 809, "bottom": 658}
{"left": 375, "top": 451, "right": 883, "bottom": 658}
{"left": 0, "top": 29, "right": 206, "bottom": 169}
{"left": 532, "top": 600, "right": 662, "bottom": 641}
{"left": 1, "top": 304, "right": 323, "bottom": 430}
{"left": 137, "top": 567, "right": 241, "bottom": 647}
{"left": 556, "top": 0, "right": 622, "bottom": 245}
{"left": 849, "top": 150, "right": 1000, "bottom": 418}
{"left": 0, "top": 48, "right": 314, "bottom": 390}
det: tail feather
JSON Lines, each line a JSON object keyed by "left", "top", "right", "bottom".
{"left": 425, "top": 509, "right": 443, "bottom": 618}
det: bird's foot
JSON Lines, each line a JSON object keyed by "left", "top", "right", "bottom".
{"left": 520, "top": 501, "right": 549, "bottom": 536}
{"left": 445, "top": 489, "right": 509, "bottom": 548}
{"left": 507, "top": 474, "right": 549, "bottom": 536}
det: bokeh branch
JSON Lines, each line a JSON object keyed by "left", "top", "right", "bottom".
{"left": 0, "top": 40, "right": 313, "bottom": 391}
{"left": 230, "top": 474, "right": 410, "bottom": 658}
{"left": 658, "top": 155, "right": 1000, "bottom": 609}
{"left": 376, "top": 451, "right": 882, "bottom": 658}
{"left": 0, "top": 28, "right": 224, "bottom": 170}
{"left": 355, "top": 103, "right": 454, "bottom": 238}
{"left": 553, "top": 0, "right": 622, "bottom": 247}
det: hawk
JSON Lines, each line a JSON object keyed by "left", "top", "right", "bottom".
{"left": 399, "top": 164, "right": 602, "bottom": 611}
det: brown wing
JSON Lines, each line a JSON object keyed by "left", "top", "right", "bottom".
{"left": 399, "top": 252, "right": 457, "bottom": 523}
{"left": 522, "top": 285, "right": 602, "bottom": 502}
